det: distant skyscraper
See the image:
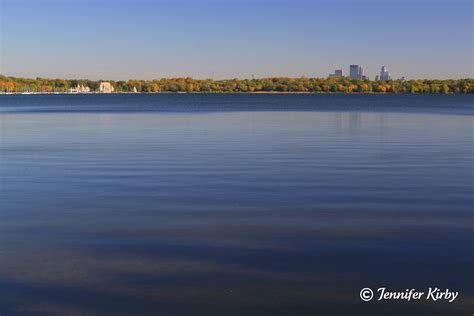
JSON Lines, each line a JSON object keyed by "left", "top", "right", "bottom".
{"left": 328, "top": 69, "right": 343, "bottom": 79}
{"left": 349, "top": 65, "right": 360, "bottom": 79}
{"left": 380, "top": 66, "right": 391, "bottom": 81}
{"left": 349, "top": 65, "right": 364, "bottom": 79}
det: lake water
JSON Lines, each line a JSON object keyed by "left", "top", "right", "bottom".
{"left": 0, "top": 94, "right": 473, "bottom": 316}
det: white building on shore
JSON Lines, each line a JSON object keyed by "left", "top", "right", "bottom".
{"left": 99, "top": 82, "right": 114, "bottom": 93}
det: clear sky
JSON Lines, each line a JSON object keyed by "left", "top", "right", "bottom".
{"left": 1, "top": 0, "right": 472, "bottom": 80}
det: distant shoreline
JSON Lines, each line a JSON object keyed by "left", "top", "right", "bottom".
{"left": 1, "top": 75, "right": 473, "bottom": 94}
{"left": 0, "top": 91, "right": 470, "bottom": 96}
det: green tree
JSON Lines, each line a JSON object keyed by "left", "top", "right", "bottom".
{"left": 441, "top": 84, "right": 449, "bottom": 94}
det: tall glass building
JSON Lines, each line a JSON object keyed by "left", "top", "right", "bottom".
{"left": 349, "top": 65, "right": 360, "bottom": 79}
{"left": 380, "top": 66, "right": 391, "bottom": 80}
{"left": 350, "top": 65, "right": 364, "bottom": 79}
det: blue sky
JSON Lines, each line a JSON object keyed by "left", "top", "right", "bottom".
{"left": 1, "top": 0, "right": 472, "bottom": 80}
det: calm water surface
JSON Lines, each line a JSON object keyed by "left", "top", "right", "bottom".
{"left": 0, "top": 94, "right": 473, "bottom": 315}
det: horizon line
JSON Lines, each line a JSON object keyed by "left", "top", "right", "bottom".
{"left": 2, "top": 74, "right": 474, "bottom": 82}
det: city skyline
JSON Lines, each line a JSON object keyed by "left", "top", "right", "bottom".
{"left": 329, "top": 65, "right": 398, "bottom": 81}
{"left": 1, "top": 0, "right": 473, "bottom": 80}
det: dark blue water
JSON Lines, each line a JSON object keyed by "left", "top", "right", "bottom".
{"left": 0, "top": 94, "right": 473, "bottom": 315}
{"left": 1, "top": 93, "right": 473, "bottom": 114}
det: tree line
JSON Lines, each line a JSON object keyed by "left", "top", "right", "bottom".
{"left": 1, "top": 75, "right": 473, "bottom": 94}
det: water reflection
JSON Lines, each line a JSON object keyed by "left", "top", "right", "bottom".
{"left": 0, "top": 110, "right": 473, "bottom": 316}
